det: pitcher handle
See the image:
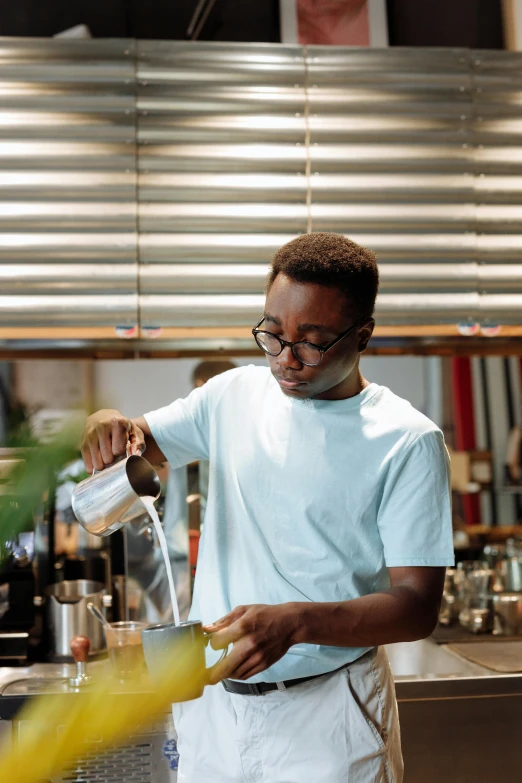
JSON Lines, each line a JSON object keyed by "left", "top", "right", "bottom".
{"left": 126, "top": 440, "right": 147, "bottom": 457}
{"left": 92, "top": 442, "right": 134, "bottom": 476}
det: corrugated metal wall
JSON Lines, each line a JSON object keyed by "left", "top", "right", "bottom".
{"left": 137, "top": 42, "right": 306, "bottom": 328}
{"left": 0, "top": 38, "right": 138, "bottom": 330}
{"left": 308, "top": 47, "right": 477, "bottom": 325}
{"left": 0, "top": 38, "right": 522, "bottom": 334}
{"left": 138, "top": 43, "right": 522, "bottom": 329}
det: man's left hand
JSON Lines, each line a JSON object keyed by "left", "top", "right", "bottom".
{"left": 204, "top": 603, "right": 299, "bottom": 685}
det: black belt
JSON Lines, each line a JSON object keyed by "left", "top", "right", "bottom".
{"left": 222, "top": 661, "right": 351, "bottom": 697}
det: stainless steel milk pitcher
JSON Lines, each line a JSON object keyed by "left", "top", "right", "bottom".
{"left": 72, "top": 454, "right": 161, "bottom": 537}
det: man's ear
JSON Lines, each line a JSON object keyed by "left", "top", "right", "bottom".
{"left": 358, "top": 320, "right": 375, "bottom": 353}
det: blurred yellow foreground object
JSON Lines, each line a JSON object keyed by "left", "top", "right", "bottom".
{"left": 0, "top": 638, "right": 206, "bottom": 783}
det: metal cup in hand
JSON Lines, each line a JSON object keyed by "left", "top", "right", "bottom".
{"left": 72, "top": 449, "right": 160, "bottom": 537}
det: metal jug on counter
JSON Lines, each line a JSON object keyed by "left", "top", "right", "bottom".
{"left": 45, "top": 579, "right": 110, "bottom": 659}
{"left": 498, "top": 557, "right": 522, "bottom": 592}
{"left": 493, "top": 592, "right": 522, "bottom": 635}
{"left": 72, "top": 454, "right": 160, "bottom": 537}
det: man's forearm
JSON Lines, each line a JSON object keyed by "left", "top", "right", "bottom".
{"left": 290, "top": 586, "right": 439, "bottom": 649}
{"left": 206, "top": 572, "right": 444, "bottom": 682}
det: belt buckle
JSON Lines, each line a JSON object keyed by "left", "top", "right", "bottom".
{"left": 248, "top": 682, "right": 261, "bottom": 696}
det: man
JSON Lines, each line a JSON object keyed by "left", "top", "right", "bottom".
{"left": 82, "top": 232, "right": 454, "bottom": 783}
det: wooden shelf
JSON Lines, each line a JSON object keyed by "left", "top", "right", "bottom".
{"left": 465, "top": 525, "right": 522, "bottom": 541}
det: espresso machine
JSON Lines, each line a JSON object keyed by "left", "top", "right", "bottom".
{"left": 0, "top": 533, "right": 36, "bottom": 662}
{"left": 0, "top": 450, "right": 180, "bottom": 783}
{"left": 0, "top": 448, "right": 125, "bottom": 664}
{"left": 0, "top": 445, "right": 186, "bottom": 665}
{"left": 0, "top": 448, "right": 42, "bottom": 662}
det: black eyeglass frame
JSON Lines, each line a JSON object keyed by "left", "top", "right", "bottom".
{"left": 251, "top": 317, "right": 360, "bottom": 367}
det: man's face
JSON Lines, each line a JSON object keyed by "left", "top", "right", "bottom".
{"left": 263, "top": 273, "right": 373, "bottom": 400}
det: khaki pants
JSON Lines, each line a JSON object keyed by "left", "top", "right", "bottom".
{"left": 173, "top": 646, "right": 403, "bottom": 783}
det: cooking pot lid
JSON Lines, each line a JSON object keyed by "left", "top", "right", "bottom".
{"left": 45, "top": 579, "right": 105, "bottom": 602}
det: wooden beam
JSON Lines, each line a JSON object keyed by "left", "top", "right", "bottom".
{"left": 0, "top": 325, "right": 521, "bottom": 341}
{"left": 502, "top": 0, "right": 522, "bottom": 50}
{"left": 466, "top": 524, "right": 522, "bottom": 540}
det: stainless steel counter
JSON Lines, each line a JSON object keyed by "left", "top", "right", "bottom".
{"left": 387, "top": 638, "right": 490, "bottom": 678}
{"left": 386, "top": 639, "right": 522, "bottom": 783}
{"left": 0, "top": 638, "right": 504, "bottom": 696}
{"left": 0, "top": 658, "right": 110, "bottom": 703}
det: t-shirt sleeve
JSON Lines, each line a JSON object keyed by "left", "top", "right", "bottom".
{"left": 143, "top": 383, "right": 211, "bottom": 469}
{"left": 377, "top": 430, "right": 455, "bottom": 567}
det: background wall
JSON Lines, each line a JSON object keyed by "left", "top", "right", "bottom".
{"left": 13, "top": 361, "right": 91, "bottom": 412}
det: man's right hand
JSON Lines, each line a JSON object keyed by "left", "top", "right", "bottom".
{"left": 81, "top": 410, "right": 146, "bottom": 472}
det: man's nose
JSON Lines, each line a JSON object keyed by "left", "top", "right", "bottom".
{"left": 278, "top": 344, "right": 302, "bottom": 369}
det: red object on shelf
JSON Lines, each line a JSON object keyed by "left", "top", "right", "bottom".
{"left": 189, "top": 530, "right": 200, "bottom": 576}
{"left": 451, "top": 357, "right": 481, "bottom": 525}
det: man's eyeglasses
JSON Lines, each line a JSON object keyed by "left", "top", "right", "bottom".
{"left": 252, "top": 318, "right": 359, "bottom": 367}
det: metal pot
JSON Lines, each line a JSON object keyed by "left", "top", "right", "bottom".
{"left": 45, "top": 579, "right": 108, "bottom": 658}
{"left": 498, "top": 557, "right": 522, "bottom": 592}
{"left": 482, "top": 544, "right": 506, "bottom": 569}
{"left": 439, "top": 568, "right": 463, "bottom": 625}
{"left": 493, "top": 592, "right": 522, "bottom": 636}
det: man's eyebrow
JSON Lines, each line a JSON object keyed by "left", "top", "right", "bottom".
{"left": 264, "top": 314, "right": 332, "bottom": 333}
{"left": 296, "top": 323, "right": 330, "bottom": 333}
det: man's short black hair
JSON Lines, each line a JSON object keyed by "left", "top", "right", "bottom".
{"left": 267, "top": 232, "right": 379, "bottom": 320}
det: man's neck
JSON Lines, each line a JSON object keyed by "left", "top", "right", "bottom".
{"left": 314, "top": 369, "right": 369, "bottom": 401}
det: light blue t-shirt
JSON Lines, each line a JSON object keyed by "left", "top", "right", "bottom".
{"left": 145, "top": 365, "right": 454, "bottom": 682}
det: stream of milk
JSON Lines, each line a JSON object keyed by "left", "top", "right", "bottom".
{"left": 142, "top": 496, "right": 181, "bottom": 627}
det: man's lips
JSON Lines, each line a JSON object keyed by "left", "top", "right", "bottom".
{"left": 276, "top": 377, "right": 306, "bottom": 388}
